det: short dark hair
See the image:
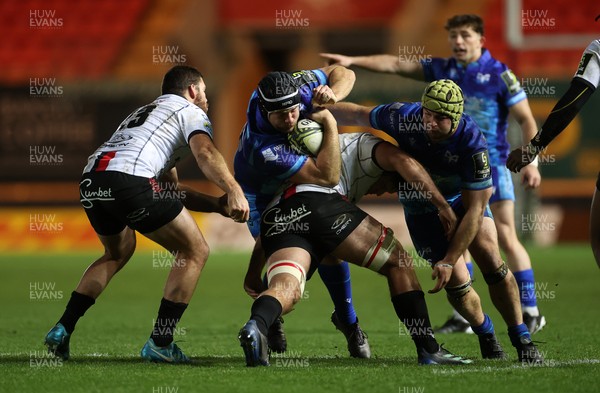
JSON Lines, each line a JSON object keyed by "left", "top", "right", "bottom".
{"left": 161, "top": 65, "right": 203, "bottom": 96}
{"left": 445, "top": 14, "right": 484, "bottom": 36}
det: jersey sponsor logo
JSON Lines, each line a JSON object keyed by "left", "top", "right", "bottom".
{"left": 79, "top": 178, "right": 115, "bottom": 208}
{"left": 263, "top": 204, "right": 312, "bottom": 237}
{"left": 472, "top": 150, "right": 491, "bottom": 180}
{"left": 261, "top": 147, "right": 279, "bottom": 163}
{"left": 500, "top": 70, "right": 522, "bottom": 95}
{"left": 331, "top": 213, "right": 353, "bottom": 235}
{"left": 476, "top": 72, "right": 491, "bottom": 84}
{"left": 203, "top": 120, "right": 213, "bottom": 134}
{"left": 576, "top": 53, "right": 593, "bottom": 76}
{"left": 126, "top": 208, "right": 150, "bottom": 223}
{"left": 444, "top": 150, "right": 459, "bottom": 163}
{"left": 102, "top": 133, "right": 133, "bottom": 148}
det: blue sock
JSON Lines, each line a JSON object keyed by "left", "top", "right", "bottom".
{"left": 513, "top": 269, "right": 537, "bottom": 307}
{"left": 465, "top": 260, "right": 474, "bottom": 280}
{"left": 472, "top": 314, "right": 495, "bottom": 336}
{"left": 508, "top": 324, "right": 531, "bottom": 347}
{"left": 318, "top": 262, "right": 357, "bottom": 326}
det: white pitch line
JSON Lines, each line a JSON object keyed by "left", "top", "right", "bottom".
{"left": 431, "top": 359, "right": 600, "bottom": 375}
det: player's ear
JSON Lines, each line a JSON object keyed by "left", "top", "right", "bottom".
{"left": 187, "top": 84, "right": 196, "bottom": 98}
{"left": 480, "top": 34, "right": 486, "bottom": 47}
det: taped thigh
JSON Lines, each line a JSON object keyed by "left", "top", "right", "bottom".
{"left": 362, "top": 226, "right": 397, "bottom": 272}
{"left": 267, "top": 260, "right": 307, "bottom": 296}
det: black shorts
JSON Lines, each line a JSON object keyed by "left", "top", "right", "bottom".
{"left": 80, "top": 171, "right": 184, "bottom": 236}
{"left": 260, "top": 192, "right": 368, "bottom": 278}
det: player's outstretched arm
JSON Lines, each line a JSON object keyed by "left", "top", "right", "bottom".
{"left": 445, "top": 187, "right": 491, "bottom": 265}
{"left": 159, "top": 167, "right": 229, "bottom": 216}
{"left": 318, "top": 65, "right": 356, "bottom": 103}
{"left": 189, "top": 133, "right": 249, "bottom": 222}
{"left": 507, "top": 76, "right": 595, "bottom": 172}
{"left": 429, "top": 187, "right": 491, "bottom": 294}
{"left": 329, "top": 102, "right": 374, "bottom": 127}
{"left": 320, "top": 53, "right": 425, "bottom": 80}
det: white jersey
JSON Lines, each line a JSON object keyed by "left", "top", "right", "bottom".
{"left": 334, "top": 132, "right": 385, "bottom": 203}
{"left": 269, "top": 132, "right": 385, "bottom": 208}
{"left": 83, "top": 94, "right": 213, "bottom": 178}
{"left": 575, "top": 39, "right": 600, "bottom": 88}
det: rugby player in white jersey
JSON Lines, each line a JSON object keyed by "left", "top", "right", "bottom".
{"left": 44, "top": 65, "right": 249, "bottom": 363}
{"left": 508, "top": 39, "right": 600, "bottom": 268}
{"left": 240, "top": 132, "right": 473, "bottom": 366}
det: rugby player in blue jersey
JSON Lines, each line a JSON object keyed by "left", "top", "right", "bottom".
{"left": 233, "top": 68, "right": 372, "bottom": 357}
{"left": 330, "top": 79, "right": 543, "bottom": 364}
{"left": 237, "top": 87, "right": 473, "bottom": 367}
{"left": 321, "top": 14, "right": 546, "bottom": 334}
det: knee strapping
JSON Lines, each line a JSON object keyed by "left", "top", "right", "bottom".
{"left": 362, "top": 226, "right": 396, "bottom": 272}
{"left": 267, "top": 260, "right": 307, "bottom": 296}
{"left": 483, "top": 261, "right": 508, "bottom": 285}
{"left": 445, "top": 279, "right": 472, "bottom": 299}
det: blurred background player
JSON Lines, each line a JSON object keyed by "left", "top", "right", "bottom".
{"left": 233, "top": 68, "right": 373, "bottom": 357}
{"left": 45, "top": 65, "right": 249, "bottom": 363}
{"left": 507, "top": 39, "right": 600, "bottom": 268}
{"left": 238, "top": 116, "right": 472, "bottom": 366}
{"left": 321, "top": 14, "right": 546, "bottom": 334}
{"left": 330, "top": 79, "right": 543, "bottom": 363}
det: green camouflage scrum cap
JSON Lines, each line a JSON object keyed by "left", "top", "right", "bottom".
{"left": 421, "top": 79, "right": 464, "bottom": 132}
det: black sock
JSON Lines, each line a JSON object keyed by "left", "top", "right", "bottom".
{"left": 150, "top": 298, "right": 188, "bottom": 347}
{"left": 391, "top": 290, "right": 438, "bottom": 353}
{"left": 250, "top": 295, "right": 283, "bottom": 336}
{"left": 58, "top": 291, "right": 96, "bottom": 334}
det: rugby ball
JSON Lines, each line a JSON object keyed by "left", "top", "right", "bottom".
{"left": 288, "top": 118, "right": 323, "bottom": 156}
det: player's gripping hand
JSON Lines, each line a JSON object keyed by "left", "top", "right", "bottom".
{"left": 320, "top": 53, "right": 354, "bottom": 67}
{"left": 226, "top": 187, "right": 250, "bottom": 223}
{"left": 429, "top": 261, "right": 454, "bottom": 294}
{"left": 312, "top": 85, "right": 338, "bottom": 106}
{"left": 507, "top": 145, "right": 537, "bottom": 173}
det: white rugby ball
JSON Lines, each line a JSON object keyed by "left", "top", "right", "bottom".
{"left": 288, "top": 118, "right": 323, "bottom": 156}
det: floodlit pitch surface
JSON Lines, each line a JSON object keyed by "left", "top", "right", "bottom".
{"left": 2, "top": 245, "right": 598, "bottom": 393}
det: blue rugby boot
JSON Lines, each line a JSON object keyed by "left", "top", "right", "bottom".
{"left": 238, "top": 320, "right": 269, "bottom": 366}
{"left": 45, "top": 323, "right": 71, "bottom": 360}
{"left": 140, "top": 338, "right": 190, "bottom": 363}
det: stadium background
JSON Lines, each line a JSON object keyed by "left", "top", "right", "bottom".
{"left": 1, "top": 0, "right": 599, "bottom": 252}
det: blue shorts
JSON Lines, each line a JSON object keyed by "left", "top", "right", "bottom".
{"left": 246, "top": 207, "right": 262, "bottom": 239}
{"left": 489, "top": 165, "right": 515, "bottom": 204}
{"left": 405, "top": 196, "right": 493, "bottom": 264}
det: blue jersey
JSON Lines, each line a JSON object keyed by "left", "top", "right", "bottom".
{"left": 233, "top": 69, "right": 328, "bottom": 237}
{"left": 421, "top": 49, "right": 526, "bottom": 165}
{"left": 370, "top": 102, "right": 492, "bottom": 214}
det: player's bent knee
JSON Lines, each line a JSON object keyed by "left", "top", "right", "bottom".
{"left": 445, "top": 279, "right": 472, "bottom": 299}
{"left": 483, "top": 261, "right": 508, "bottom": 285}
{"left": 361, "top": 226, "right": 397, "bottom": 272}
{"left": 267, "top": 260, "right": 307, "bottom": 300}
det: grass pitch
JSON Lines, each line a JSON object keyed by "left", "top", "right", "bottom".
{"left": 1, "top": 244, "right": 599, "bottom": 393}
